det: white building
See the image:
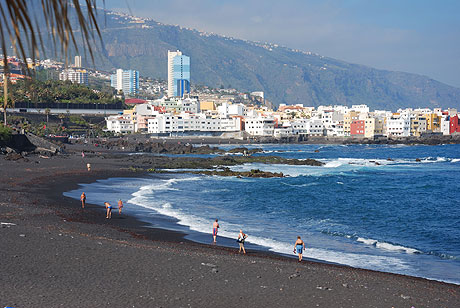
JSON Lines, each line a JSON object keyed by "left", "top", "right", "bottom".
{"left": 274, "top": 126, "right": 293, "bottom": 138}
{"left": 217, "top": 103, "right": 246, "bottom": 117}
{"left": 105, "top": 115, "right": 135, "bottom": 134}
{"left": 386, "top": 116, "right": 411, "bottom": 137}
{"left": 182, "top": 98, "right": 200, "bottom": 113}
{"left": 306, "top": 118, "right": 325, "bottom": 136}
{"left": 59, "top": 68, "right": 88, "bottom": 85}
{"left": 290, "top": 119, "right": 309, "bottom": 135}
{"left": 352, "top": 104, "right": 370, "bottom": 114}
{"left": 147, "top": 113, "right": 241, "bottom": 134}
{"left": 441, "top": 115, "right": 451, "bottom": 135}
{"left": 74, "top": 55, "right": 82, "bottom": 68}
{"left": 110, "top": 69, "right": 139, "bottom": 95}
{"left": 244, "top": 117, "right": 275, "bottom": 136}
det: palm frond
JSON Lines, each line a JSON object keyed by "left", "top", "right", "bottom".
{"left": 0, "top": 0, "right": 104, "bottom": 73}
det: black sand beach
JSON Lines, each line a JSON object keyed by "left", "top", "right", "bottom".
{"left": 1, "top": 147, "right": 459, "bottom": 307}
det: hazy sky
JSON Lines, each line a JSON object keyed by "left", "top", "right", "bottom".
{"left": 105, "top": 0, "right": 460, "bottom": 88}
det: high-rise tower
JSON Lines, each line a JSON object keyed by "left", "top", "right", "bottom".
{"left": 167, "top": 50, "right": 190, "bottom": 98}
{"left": 110, "top": 69, "right": 139, "bottom": 95}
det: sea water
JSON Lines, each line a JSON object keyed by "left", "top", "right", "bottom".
{"left": 64, "top": 144, "right": 460, "bottom": 284}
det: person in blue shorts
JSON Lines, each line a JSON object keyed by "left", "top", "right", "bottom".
{"left": 293, "top": 236, "right": 306, "bottom": 262}
{"left": 104, "top": 202, "right": 112, "bottom": 219}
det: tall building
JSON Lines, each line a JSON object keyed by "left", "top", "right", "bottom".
{"left": 110, "top": 69, "right": 139, "bottom": 95}
{"left": 74, "top": 55, "right": 82, "bottom": 68}
{"left": 167, "top": 50, "right": 190, "bottom": 98}
{"left": 59, "top": 68, "right": 88, "bottom": 85}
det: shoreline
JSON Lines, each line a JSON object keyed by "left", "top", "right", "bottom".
{"left": 63, "top": 170, "right": 460, "bottom": 286}
{"left": 1, "top": 152, "right": 459, "bottom": 307}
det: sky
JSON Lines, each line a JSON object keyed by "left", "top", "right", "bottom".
{"left": 105, "top": 0, "right": 460, "bottom": 88}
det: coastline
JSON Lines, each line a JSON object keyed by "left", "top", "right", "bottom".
{"left": 1, "top": 152, "right": 459, "bottom": 307}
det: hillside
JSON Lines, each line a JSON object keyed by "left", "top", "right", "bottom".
{"left": 56, "top": 10, "right": 460, "bottom": 109}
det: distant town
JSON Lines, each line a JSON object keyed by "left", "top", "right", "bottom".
{"left": 1, "top": 49, "right": 459, "bottom": 140}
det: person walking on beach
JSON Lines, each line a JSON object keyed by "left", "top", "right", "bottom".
{"left": 80, "top": 192, "right": 86, "bottom": 208}
{"left": 118, "top": 199, "right": 123, "bottom": 215}
{"left": 237, "top": 229, "right": 248, "bottom": 254}
{"left": 104, "top": 202, "right": 112, "bottom": 219}
{"left": 87, "top": 163, "right": 91, "bottom": 171}
{"left": 212, "top": 219, "right": 220, "bottom": 243}
{"left": 293, "top": 236, "right": 306, "bottom": 262}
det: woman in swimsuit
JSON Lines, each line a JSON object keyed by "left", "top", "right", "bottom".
{"left": 104, "top": 202, "right": 112, "bottom": 219}
{"left": 118, "top": 199, "right": 123, "bottom": 214}
{"left": 80, "top": 192, "right": 86, "bottom": 208}
{"left": 293, "top": 236, "right": 305, "bottom": 262}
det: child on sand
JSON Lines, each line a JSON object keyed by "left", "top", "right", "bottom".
{"left": 118, "top": 199, "right": 123, "bottom": 214}
{"left": 104, "top": 202, "right": 112, "bottom": 219}
{"left": 80, "top": 192, "right": 86, "bottom": 208}
{"left": 293, "top": 236, "right": 306, "bottom": 262}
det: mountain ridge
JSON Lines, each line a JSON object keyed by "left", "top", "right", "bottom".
{"left": 67, "top": 9, "right": 460, "bottom": 110}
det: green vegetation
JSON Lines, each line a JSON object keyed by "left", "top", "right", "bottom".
{"left": 3, "top": 79, "right": 121, "bottom": 104}
{"left": 0, "top": 124, "right": 12, "bottom": 143}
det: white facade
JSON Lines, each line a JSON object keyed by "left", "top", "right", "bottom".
{"left": 245, "top": 117, "right": 275, "bottom": 136}
{"left": 441, "top": 116, "right": 451, "bottom": 135}
{"left": 151, "top": 97, "right": 199, "bottom": 114}
{"left": 74, "top": 56, "right": 82, "bottom": 68}
{"left": 59, "top": 69, "right": 88, "bottom": 85}
{"left": 182, "top": 98, "right": 200, "bottom": 113}
{"left": 106, "top": 115, "right": 135, "bottom": 134}
{"left": 306, "top": 118, "right": 325, "bottom": 136}
{"left": 147, "top": 113, "right": 240, "bottom": 134}
{"left": 386, "top": 116, "right": 411, "bottom": 137}
{"left": 217, "top": 103, "right": 246, "bottom": 117}
{"left": 274, "top": 126, "right": 293, "bottom": 138}
{"left": 352, "top": 104, "right": 370, "bottom": 113}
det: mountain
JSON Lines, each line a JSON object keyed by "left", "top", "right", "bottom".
{"left": 60, "top": 10, "right": 460, "bottom": 110}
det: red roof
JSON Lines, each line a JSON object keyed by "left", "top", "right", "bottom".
{"left": 125, "top": 98, "right": 147, "bottom": 105}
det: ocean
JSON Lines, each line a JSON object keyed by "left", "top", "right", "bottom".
{"left": 64, "top": 144, "right": 460, "bottom": 284}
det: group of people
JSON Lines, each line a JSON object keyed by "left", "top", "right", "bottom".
{"left": 79, "top": 197, "right": 306, "bottom": 260}
{"left": 104, "top": 199, "right": 123, "bottom": 219}
{"left": 80, "top": 192, "right": 124, "bottom": 219}
{"left": 212, "top": 219, "right": 306, "bottom": 261}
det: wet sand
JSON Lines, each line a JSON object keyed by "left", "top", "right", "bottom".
{"left": 0, "top": 151, "right": 459, "bottom": 307}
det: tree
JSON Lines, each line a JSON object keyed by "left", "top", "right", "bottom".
{"left": 0, "top": 0, "right": 103, "bottom": 124}
{"left": 45, "top": 108, "right": 50, "bottom": 123}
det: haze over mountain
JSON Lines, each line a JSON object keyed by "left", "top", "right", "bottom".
{"left": 65, "top": 9, "right": 460, "bottom": 110}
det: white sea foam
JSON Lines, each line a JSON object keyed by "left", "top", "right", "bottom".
{"left": 357, "top": 237, "right": 420, "bottom": 254}
{"left": 281, "top": 182, "right": 319, "bottom": 187}
{"left": 452, "top": 158, "right": 460, "bottom": 163}
{"left": 128, "top": 180, "right": 411, "bottom": 273}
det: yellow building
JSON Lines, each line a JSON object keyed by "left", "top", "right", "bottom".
{"left": 200, "top": 101, "right": 216, "bottom": 111}
{"left": 123, "top": 108, "right": 137, "bottom": 123}
{"left": 343, "top": 111, "right": 360, "bottom": 136}
{"left": 424, "top": 113, "right": 442, "bottom": 133}
{"left": 410, "top": 116, "right": 427, "bottom": 137}
{"left": 364, "top": 118, "right": 375, "bottom": 138}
